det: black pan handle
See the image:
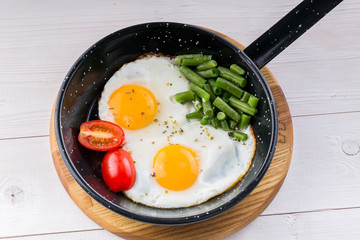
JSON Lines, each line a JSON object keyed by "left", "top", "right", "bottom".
{"left": 244, "top": 0, "right": 343, "bottom": 69}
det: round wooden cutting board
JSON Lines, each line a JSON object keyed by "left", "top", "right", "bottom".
{"left": 50, "top": 31, "right": 293, "bottom": 240}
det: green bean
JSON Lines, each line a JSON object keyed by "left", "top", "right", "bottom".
{"left": 193, "top": 94, "right": 202, "bottom": 111}
{"left": 218, "top": 66, "right": 247, "bottom": 88}
{"left": 186, "top": 111, "right": 203, "bottom": 119}
{"left": 210, "top": 117, "right": 220, "bottom": 129}
{"left": 230, "top": 64, "right": 245, "bottom": 76}
{"left": 190, "top": 83, "right": 210, "bottom": 102}
{"left": 179, "top": 66, "right": 206, "bottom": 87}
{"left": 238, "top": 114, "right": 251, "bottom": 129}
{"left": 200, "top": 116, "right": 209, "bottom": 125}
{"left": 248, "top": 95, "right": 259, "bottom": 108}
{"left": 240, "top": 92, "right": 250, "bottom": 102}
{"left": 219, "top": 119, "right": 230, "bottom": 131}
{"left": 181, "top": 55, "right": 212, "bottom": 66}
{"left": 216, "top": 112, "right": 226, "bottom": 121}
{"left": 174, "top": 91, "right": 194, "bottom": 104}
{"left": 174, "top": 54, "right": 203, "bottom": 65}
{"left": 208, "top": 79, "right": 223, "bottom": 96}
{"left": 229, "top": 96, "right": 258, "bottom": 116}
{"left": 213, "top": 97, "right": 241, "bottom": 122}
{"left": 215, "top": 77, "right": 244, "bottom": 99}
{"left": 197, "top": 68, "right": 219, "bottom": 78}
{"left": 197, "top": 60, "right": 218, "bottom": 71}
{"left": 203, "top": 83, "right": 216, "bottom": 102}
{"left": 202, "top": 100, "right": 214, "bottom": 118}
{"left": 229, "top": 120, "right": 237, "bottom": 130}
{"left": 222, "top": 91, "right": 232, "bottom": 103}
{"left": 173, "top": 55, "right": 257, "bottom": 134}
{"left": 231, "top": 131, "right": 248, "bottom": 141}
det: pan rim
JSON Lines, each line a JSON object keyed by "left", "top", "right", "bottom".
{"left": 54, "top": 21, "right": 278, "bottom": 225}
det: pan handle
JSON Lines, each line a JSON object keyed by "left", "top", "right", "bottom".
{"left": 243, "top": 0, "right": 343, "bottom": 69}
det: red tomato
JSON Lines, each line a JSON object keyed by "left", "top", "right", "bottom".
{"left": 102, "top": 149, "right": 136, "bottom": 192}
{"left": 78, "top": 120, "right": 124, "bottom": 151}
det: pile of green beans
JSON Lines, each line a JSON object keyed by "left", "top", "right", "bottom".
{"left": 173, "top": 54, "right": 259, "bottom": 141}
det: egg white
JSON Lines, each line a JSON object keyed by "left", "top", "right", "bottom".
{"left": 98, "top": 55, "right": 256, "bottom": 208}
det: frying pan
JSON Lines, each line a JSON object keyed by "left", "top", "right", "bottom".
{"left": 54, "top": 0, "right": 342, "bottom": 225}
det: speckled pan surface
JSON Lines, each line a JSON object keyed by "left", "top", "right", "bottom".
{"left": 54, "top": 0, "right": 344, "bottom": 226}
{"left": 55, "top": 22, "right": 278, "bottom": 225}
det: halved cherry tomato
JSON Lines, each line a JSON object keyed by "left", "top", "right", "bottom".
{"left": 102, "top": 149, "right": 136, "bottom": 192}
{"left": 78, "top": 120, "right": 124, "bottom": 151}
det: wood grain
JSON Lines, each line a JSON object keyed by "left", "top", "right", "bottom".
{"left": 0, "top": 0, "right": 359, "bottom": 239}
{"left": 0, "top": 0, "right": 359, "bottom": 140}
{"left": 3, "top": 112, "right": 360, "bottom": 238}
{"left": 0, "top": 137, "right": 101, "bottom": 238}
{"left": 4, "top": 207, "right": 360, "bottom": 240}
{"left": 49, "top": 34, "right": 293, "bottom": 239}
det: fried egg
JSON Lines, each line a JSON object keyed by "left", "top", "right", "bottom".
{"left": 98, "top": 55, "right": 256, "bottom": 208}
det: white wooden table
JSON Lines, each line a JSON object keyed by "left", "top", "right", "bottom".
{"left": 1, "top": 0, "right": 359, "bottom": 239}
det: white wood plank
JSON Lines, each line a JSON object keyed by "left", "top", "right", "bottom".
{"left": 0, "top": 0, "right": 359, "bottom": 239}
{"left": 229, "top": 208, "right": 360, "bottom": 240}
{"left": 263, "top": 111, "right": 360, "bottom": 215}
{"left": 0, "top": 0, "right": 359, "bottom": 139}
{"left": 2, "top": 208, "right": 360, "bottom": 240}
{"left": 0, "top": 112, "right": 359, "bottom": 238}
{"left": 0, "top": 137, "right": 100, "bottom": 238}
{"left": 0, "top": 230, "right": 121, "bottom": 240}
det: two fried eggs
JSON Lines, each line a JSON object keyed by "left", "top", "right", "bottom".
{"left": 98, "top": 55, "right": 255, "bottom": 208}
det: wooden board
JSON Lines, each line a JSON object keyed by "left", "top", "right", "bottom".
{"left": 49, "top": 33, "right": 293, "bottom": 239}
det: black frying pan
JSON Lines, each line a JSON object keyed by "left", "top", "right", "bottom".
{"left": 54, "top": 0, "right": 342, "bottom": 225}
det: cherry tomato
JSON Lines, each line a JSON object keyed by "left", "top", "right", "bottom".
{"left": 78, "top": 120, "right": 124, "bottom": 151}
{"left": 102, "top": 148, "right": 136, "bottom": 192}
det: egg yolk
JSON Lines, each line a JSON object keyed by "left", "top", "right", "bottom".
{"left": 108, "top": 85, "right": 158, "bottom": 130}
{"left": 153, "top": 144, "right": 199, "bottom": 191}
